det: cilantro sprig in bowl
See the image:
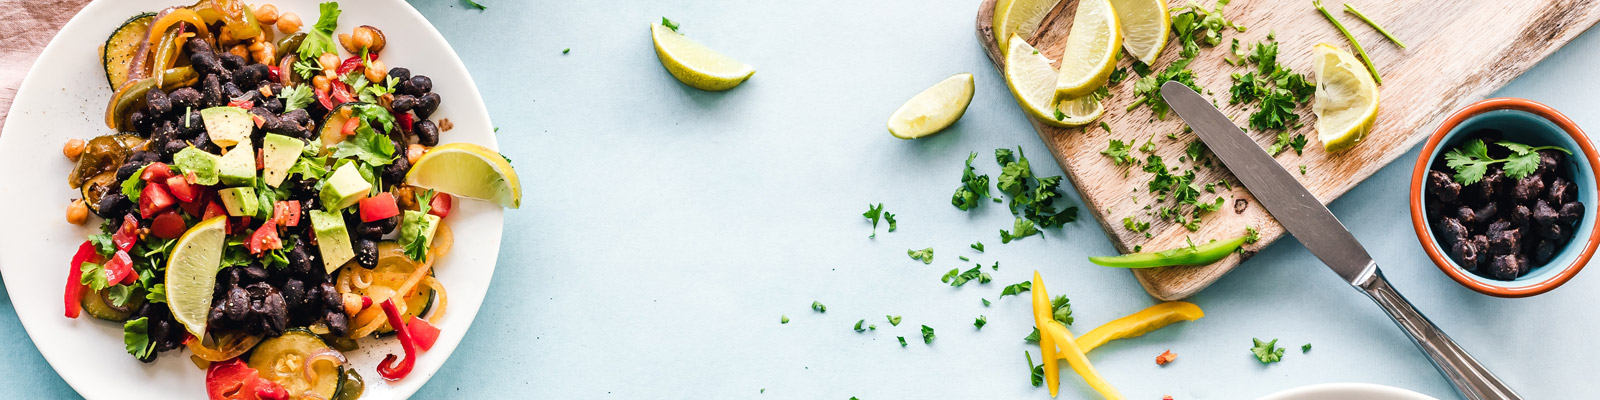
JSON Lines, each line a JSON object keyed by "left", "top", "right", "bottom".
{"left": 1409, "top": 98, "right": 1600, "bottom": 297}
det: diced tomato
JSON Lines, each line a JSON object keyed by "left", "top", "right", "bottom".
{"left": 359, "top": 193, "right": 400, "bottom": 222}
{"left": 314, "top": 88, "right": 333, "bottom": 110}
{"left": 112, "top": 215, "right": 139, "bottom": 252}
{"left": 405, "top": 316, "right": 441, "bottom": 351}
{"left": 140, "top": 162, "right": 173, "bottom": 182}
{"left": 429, "top": 193, "right": 453, "bottom": 219}
{"left": 206, "top": 358, "right": 283, "bottom": 400}
{"left": 273, "top": 201, "right": 301, "bottom": 227}
{"left": 64, "top": 241, "right": 99, "bottom": 318}
{"left": 151, "top": 211, "right": 188, "bottom": 240}
{"left": 138, "top": 182, "right": 176, "bottom": 218}
{"left": 103, "top": 250, "right": 136, "bottom": 286}
{"left": 202, "top": 201, "right": 228, "bottom": 221}
{"left": 331, "top": 81, "right": 354, "bottom": 104}
{"left": 246, "top": 218, "right": 282, "bottom": 255}
{"left": 396, "top": 112, "right": 413, "bottom": 132}
{"left": 341, "top": 116, "right": 360, "bottom": 136}
{"left": 166, "top": 175, "right": 199, "bottom": 203}
{"left": 266, "top": 66, "right": 281, "bottom": 83}
{"left": 228, "top": 99, "right": 254, "bottom": 110}
{"left": 230, "top": 217, "right": 252, "bottom": 236}
{"left": 255, "top": 147, "right": 266, "bottom": 170}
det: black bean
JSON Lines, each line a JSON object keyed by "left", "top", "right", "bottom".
{"left": 287, "top": 235, "right": 318, "bottom": 274}
{"left": 414, "top": 119, "right": 439, "bottom": 146}
{"left": 283, "top": 279, "right": 306, "bottom": 308}
{"left": 354, "top": 238, "right": 379, "bottom": 268}
{"left": 94, "top": 193, "right": 129, "bottom": 218}
{"left": 189, "top": 51, "right": 225, "bottom": 78}
{"left": 128, "top": 110, "right": 155, "bottom": 136}
{"left": 168, "top": 87, "right": 201, "bottom": 110}
{"left": 1539, "top": 221, "right": 1565, "bottom": 240}
{"left": 1450, "top": 239, "right": 1480, "bottom": 271}
{"left": 249, "top": 107, "right": 282, "bottom": 133}
{"left": 1477, "top": 168, "right": 1506, "bottom": 201}
{"left": 414, "top": 92, "right": 441, "bottom": 120}
{"left": 225, "top": 287, "right": 250, "bottom": 321}
{"left": 176, "top": 109, "right": 204, "bottom": 139}
{"left": 262, "top": 290, "right": 288, "bottom": 335}
{"left": 1490, "top": 254, "right": 1522, "bottom": 280}
{"left": 1456, "top": 206, "right": 1479, "bottom": 226}
{"left": 1548, "top": 177, "right": 1575, "bottom": 205}
{"left": 410, "top": 75, "right": 432, "bottom": 94}
{"left": 193, "top": 130, "right": 221, "bottom": 153}
{"left": 233, "top": 64, "right": 270, "bottom": 88}
{"left": 183, "top": 37, "right": 214, "bottom": 56}
{"left": 324, "top": 310, "right": 349, "bottom": 336}
{"left": 1427, "top": 170, "right": 1460, "bottom": 202}
{"left": 1532, "top": 200, "right": 1559, "bottom": 227}
{"left": 1534, "top": 240, "right": 1557, "bottom": 265}
{"left": 1509, "top": 205, "right": 1531, "bottom": 228}
{"left": 280, "top": 108, "right": 313, "bottom": 130}
{"left": 383, "top": 148, "right": 410, "bottom": 184}
{"left": 1487, "top": 227, "right": 1522, "bottom": 255}
{"left": 320, "top": 282, "right": 341, "bottom": 309}
{"left": 355, "top": 221, "right": 385, "bottom": 239}
{"left": 220, "top": 52, "right": 247, "bottom": 71}
{"left": 261, "top": 97, "right": 284, "bottom": 114}
{"left": 1559, "top": 202, "right": 1584, "bottom": 224}
{"left": 200, "top": 74, "right": 225, "bottom": 108}
{"left": 1438, "top": 217, "right": 1469, "bottom": 245}
{"left": 388, "top": 67, "right": 411, "bottom": 83}
{"left": 390, "top": 94, "right": 418, "bottom": 113}
{"left": 1536, "top": 149, "right": 1564, "bottom": 176}
{"left": 1512, "top": 174, "right": 1545, "bottom": 201}
{"left": 145, "top": 88, "right": 173, "bottom": 117}
{"left": 242, "top": 265, "right": 270, "bottom": 282}
{"left": 375, "top": 214, "right": 400, "bottom": 235}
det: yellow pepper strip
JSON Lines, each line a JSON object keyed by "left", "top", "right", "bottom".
{"left": 1029, "top": 272, "right": 1061, "bottom": 397}
{"left": 1043, "top": 321, "right": 1126, "bottom": 399}
{"left": 147, "top": 8, "right": 211, "bottom": 46}
{"left": 1070, "top": 301, "right": 1205, "bottom": 355}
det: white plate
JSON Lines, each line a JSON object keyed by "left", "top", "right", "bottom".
{"left": 1257, "top": 383, "right": 1440, "bottom": 400}
{"left": 0, "top": 1, "right": 502, "bottom": 398}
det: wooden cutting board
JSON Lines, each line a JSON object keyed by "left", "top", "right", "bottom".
{"left": 975, "top": 0, "right": 1600, "bottom": 300}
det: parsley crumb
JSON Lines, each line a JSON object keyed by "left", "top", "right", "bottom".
{"left": 971, "top": 241, "right": 984, "bottom": 252}
{"left": 863, "top": 203, "right": 886, "bottom": 238}
{"left": 908, "top": 248, "right": 934, "bottom": 264}
{"left": 780, "top": 315, "right": 788, "bottom": 324}
{"left": 887, "top": 315, "right": 902, "bottom": 326}
{"left": 562, "top": 48, "right": 570, "bottom": 54}
{"left": 982, "top": 298, "right": 991, "bottom": 306}
{"left": 811, "top": 301, "right": 826, "bottom": 313}
{"left": 898, "top": 336, "right": 907, "bottom": 347}
{"left": 1302, "top": 343, "right": 1312, "bottom": 352}
{"left": 920, "top": 325, "right": 936, "bottom": 344}
{"left": 959, "top": 256, "right": 969, "bottom": 261}
{"left": 660, "top": 17, "right": 680, "bottom": 31}
{"left": 853, "top": 320, "right": 867, "bottom": 332}
{"left": 1026, "top": 351, "right": 1045, "bottom": 387}
{"left": 1300, "top": 164, "right": 1307, "bottom": 174}
{"left": 973, "top": 315, "right": 987, "bottom": 330}
{"left": 1251, "top": 338, "right": 1285, "bottom": 363}
{"left": 1054, "top": 108, "right": 1066, "bottom": 121}
{"left": 999, "top": 281, "right": 1031, "bottom": 298}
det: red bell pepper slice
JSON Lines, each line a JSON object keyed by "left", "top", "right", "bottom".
{"left": 266, "top": 66, "right": 281, "bottom": 83}
{"left": 359, "top": 193, "right": 400, "bottom": 222}
{"left": 139, "top": 182, "right": 176, "bottom": 219}
{"left": 314, "top": 88, "right": 333, "bottom": 110}
{"left": 64, "top": 241, "right": 98, "bottom": 318}
{"left": 205, "top": 358, "right": 285, "bottom": 400}
{"left": 140, "top": 162, "right": 172, "bottom": 182}
{"left": 103, "top": 250, "right": 137, "bottom": 286}
{"left": 376, "top": 299, "right": 417, "bottom": 381}
{"left": 331, "top": 81, "right": 354, "bottom": 105}
{"left": 246, "top": 218, "right": 282, "bottom": 255}
{"left": 429, "top": 193, "right": 452, "bottom": 219}
{"left": 166, "top": 175, "right": 199, "bottom": 203}
{"left": 150, "top": 210, "right": 188, "bottom": 240}
{"left": 405, "top": 315, "right": 441, "bottom": 351}
{"left": 227, "top": 99, "right": 254, "bottom": 110}
{"left": 112, "top": 215, "right": 139, "bottom": 252}
{"left": 341, "top": 116, "right": 360, "bottom": 136}
{"left": 273, "top": 201, "right": 300, "bottom": 227}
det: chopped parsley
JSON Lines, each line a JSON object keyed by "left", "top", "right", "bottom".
{"left": 887, "top": 315, "right": 902, "bottom": 326}
{"left": 920, "top": 325, "right": 936, "bottom": 344}
{"left": 999, "top": 281, "right": 1031, "bottom": 298}
{"left": 995, "top": 148, "right": 1078, "bottom": 230}
{"left": 1300, "top": 164, "right": 1307, "bottom": 174}
{"left": 982, "top": 298, "right": 991, "bottom": 306}
{"left": 973, "top": 315, "right": 987, "bottom": 330}
{"left": 562, "top": 48, "right": 571, "bottom": 54}
{"left": 971, "top": 241, "right": 984, "bottom": 252}
{"left": 278, "top": 84, "right": 315, "bottom": 112}
{"left": 952, "top": 152, "right": 993, "bottom": 210}
{"left": 1244, "top": 226, "right": 1260, "bottom": 244}
{"left": 1102, "top": 139, "right": 1136, "bottom": 166}
{"left": 862, "top": 203, "right": 887, "bottom": 238}
{"left": 1251, "top": 338, "right": 1285, "bottom": 363}
{"left": 1444, "top": 139, "right": 1569, "bottom": 184}
{"left": 1123, "top": 216, "right": 1150, "bottom": 233}
{"left": 941, "top": 265, "right": 991, "bottom": 287}
{"left": 811, "top": 301, "right": 826, "bottom": 313}
{"left": 780, "top": 315, "right": 789, "bottom": 324}
{"left": 853, "top": 320, "right": 867, "bottom": 332}
{"left": 1302, "top": 343, "right": 1312, "bottom": 352}
{"left": 999, "top": 217, "right": 1040, "bottom": 243}
{"left": 908, "top": 248, "right": 934, "bottom": 264}
{"left": 660, "top": 17, "right": 680, "bottom": 31}
{"left": 1023, "top": 295, "right": 1073, "bottom": 342}
{"left": 898, "top": 336, "right": 908, "bottom": 347}
{"left": 1026, "top": 351, "right": 1046, "bottom": 387}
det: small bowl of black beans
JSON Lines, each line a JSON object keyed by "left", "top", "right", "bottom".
{"left": 1411, "top": 98, "right": 1599, "bottom": 297}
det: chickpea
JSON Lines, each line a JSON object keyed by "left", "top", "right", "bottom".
{"left": 228, "top": 44, "right": 250, "bottom": 60}
{"left": 63, "top": 138, "right": 86, "bottom": 161}
{"left": 394, "top": 186, "right": 417, "bottom": 209}
{"left": 254, "top": 4, "right": 280, "bottom": 25}
{"left": 406, "top": 144, "right": 427, "bottom": 165}
{"left": 342, "top": 293, "right": 365, "bottom": 316}
{"left": 364, "top": 60, "right": 388, "bottom": 83}
{"left": 66, "top": 200, "right": 89, "bottom": 225}
{"left": 251, "top": 41, "right": 277, "bottom": 65}
{"left": 311, "top": 75, "right": 331, "bottom": 93}
{"left": 318, "top": 52, "right": 342, "bottom": 77}
{"left": 276, "top": 12, "right": 302, "bottom": 34}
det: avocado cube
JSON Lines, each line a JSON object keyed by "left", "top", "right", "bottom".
{"left": 319, "top": 163, "right": 371, "bottom": 211}
{"left": 200, "top": 106, "right": 253, "bottom": 148}
{"left": 173, "top": 147, "right": 221, "bottom": 186}
{"left": 399, "top": 210, "right": 441, "bottom": 251}
{"left": 260, "top": 134, "right": 304, "bottom": 188}
{"left": 218, "top": 187, "right": 259, "bottom": 217}
{"left": 218, "top": 139, "right": 256, "bottom": 187}
{"left": 309, "top": 210, "right": 355, "bottom": 273}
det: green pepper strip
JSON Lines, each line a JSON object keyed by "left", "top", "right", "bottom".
{"left": 1313, "top": 0, "right": 1382, "bottom": 85}
{"left": 1088, "top": 235, "right": 1248, "bottom": 268}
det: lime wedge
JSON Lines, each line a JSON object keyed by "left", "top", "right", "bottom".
{"left": 166, "top": 216, "right": 227, "bottom": 336}
{"left": 1004, "top": 35, "right": 1104, "bottom": 127}
{"left": 887, "top": 73, "right": 976, "bottom": 139}
{"left": 405, "top": 142, "right": 523, "bottom": 208}
{"left": 1053, "top": 0, "right": 1121, "bottom": 101}
{"left": 1110, "top": 0, "right": 1170, "bottom": 65}
{"left": 650, "top": 23, "right": 755, "bottom": 91}
{"left": 1311, "top": 43, "right": 1379, "bottom": 152}
{"left": 994, "top": 0, "right": 1063, "bottom": 56}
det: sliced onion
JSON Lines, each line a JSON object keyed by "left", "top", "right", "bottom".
{"left": 278, "top": 54, "right": 298, "bottom": 86}
{"left": 422, "top": 276, "right": 448, "bottom": 325}
{"left": 301, "top": 348, "right": 346, "bottom": 383}
{"left": 351, "top": 268, "right": 374, "bottom": 290}
{"left": 297, "top": 393, "right": 328, "bottom": 400}
{"left": 186, "top": 331, "right": 262, "bottom": 362}
{"left": 100, "top": 288, "right": 131, "bottom": 314}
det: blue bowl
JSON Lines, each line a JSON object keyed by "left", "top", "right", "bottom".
{"left": 1410, "top": 98, "right": 1599, "bottom": 297}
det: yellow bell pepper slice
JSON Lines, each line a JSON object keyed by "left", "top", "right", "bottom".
{"left": 1043, "top": 321, "right": 1125, "bottom": 399}
{"left": 147, "top": 8, "right": 211, "bottom": 46}
{"left": 1029, "top": 272, "right": 1061, "bottom": 397}
{"left": 1070, "top": 301, "right": 1205, "bottom": 355}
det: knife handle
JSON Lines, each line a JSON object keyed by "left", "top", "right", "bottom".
{"left": 1357, "top": 268, "right": 1521, "bottom": 400}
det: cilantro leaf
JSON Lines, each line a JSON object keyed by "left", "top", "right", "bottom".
{"left": 330, "top": 117, "right": 396, "bottom": 166}
{"left": 1000, "top": 217, "right": 1040, "bottom": 243}
{"left": 278, "top": 84, "right": 315, "bottom": 112}
{"left": 89, "top": 233, "right": 116, "bottom": 256}
{"left": 898, "top": 336, "right": 908, "bottom": 347}
{"left": 999, "top": 281, "right": 1031, "bottom": 298}
{"left": 123, "top": 317, "right": 155, "bottom": 360}
{"left": 145, "top": 283, "right": 166, "bottom": 304}
{"left": 780, "top": 315, "right": 788, "bottom": 324}
{"left": 863, "top": 203, "right": 884, "bottom": 238}
{"left": 1026, "top": 351, "right": 1046, "bottom": 387}
{"left": 1102, "top": 139, "right": 1135, "bottom": 166}
{"left": 1251, "top": 338, "right": 1285, "bottom": 363}
{"left": 297, "top": 3, "right": 342, "bottom": 61}
{"left": 907, "top": 248, "right": 934, "bottom": 264}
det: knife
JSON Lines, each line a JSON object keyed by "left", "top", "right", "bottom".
{"left": 1160, "top": 81, "right": 1520, "bottom": 400}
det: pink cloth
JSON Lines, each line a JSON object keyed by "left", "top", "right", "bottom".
{"left": 0, "top": 0, "right": 92, "bottom": 133}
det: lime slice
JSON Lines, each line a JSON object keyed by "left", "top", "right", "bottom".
{"left": 993, "top": 0, "right": 1063, "bottom": 56}
{"left": 1053, "top": 0, "right": 1121, "bottom": 101}
{"left": 887, "top": 73, "right": 976, "bottom": 139}
{"left": 166, "top": 216, "right": 227, "bottom": 336}
{"left": 1311, "top": 43, "right": 1379, "bottom": 152}
{"left": 650, "top": 23, "right": 755, "bottom": 91}
{"left": 405, "top": 142, "right": 523, "bottom": 208}
{"left": 1109, "top": 0, "right": 1170, "bottom": 65}
{"left": 1004, "top": 35, "right": 1103, "bottom": 127}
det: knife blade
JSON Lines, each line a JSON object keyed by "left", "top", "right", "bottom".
{"left": 1158, "top": 81, "right": 1376, "bottom": 284}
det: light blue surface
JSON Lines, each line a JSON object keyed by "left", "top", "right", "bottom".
{"left": 3, "top": 1, "right": 1599, "bottom": 398}
{"left": 1420, "top": 109, "right": 1599, "bottom": 290}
